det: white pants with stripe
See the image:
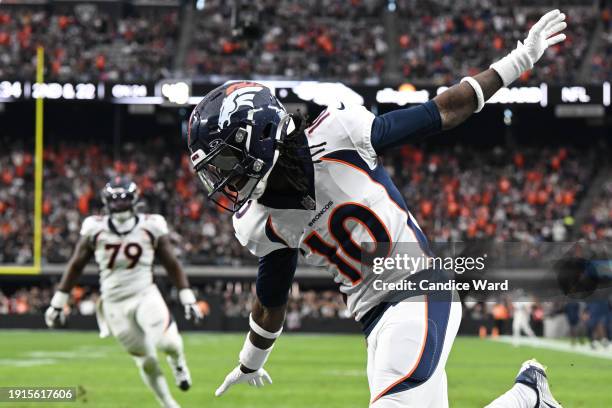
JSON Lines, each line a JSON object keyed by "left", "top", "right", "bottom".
{"left": 98, "top": 284, "right": 173, "bottom": 356}
{"left": 367, "top": 295, "right": 462, "bottom": 408}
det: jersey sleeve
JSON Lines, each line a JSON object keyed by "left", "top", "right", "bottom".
{"left": 308, "top": 104, "right": 378, "bottom": 169}
{"left": 144, "top": 214, "right": 169, "bottom": 239}
{"left": 334, "top": 105, "right": 377, "bottom": 167}
{"left": 370, "top": 100, "right": 442, "bottom": 152}
{"left": 233, "top": 203, "right": 290, "bottom": 257}
{"left": 80, "top": 216, "right": 104, "bottom": 246}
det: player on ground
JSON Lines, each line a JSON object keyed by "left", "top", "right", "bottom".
{"left": 45, "top": 176, "right": 202, "bottom": 408}
{"left": 187, "top": 9, "right": 567, "bottom": 408}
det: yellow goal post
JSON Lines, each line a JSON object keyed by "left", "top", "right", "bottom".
{"left": 0, "top": 46, "right": 44, "bottom": 275}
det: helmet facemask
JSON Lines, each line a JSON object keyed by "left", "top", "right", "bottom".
{"left": 188, "top": 82, "right": 304, "bottom": 212}
{"left": 102, "top": 182, "right": 139, "bottom": 223}
{"left": 191, "top": 113, "right": 294, "bottom": 212}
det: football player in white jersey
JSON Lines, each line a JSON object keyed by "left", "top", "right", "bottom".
{"left": 187, "top": 10, "right": 567, "bottom": 408}
{"left": 45, "top": 176, "right": 203, "bottom": 408}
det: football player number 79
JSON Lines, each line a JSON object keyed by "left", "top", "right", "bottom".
{"left": 105, "top": 243, "right": 143, "bottom": 269}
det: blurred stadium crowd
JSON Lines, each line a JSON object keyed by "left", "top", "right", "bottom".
{"left": 395, "top": 0, "right": 598, "bottom": 84}
{"left": 0, "top": 282, "right": 351, "bottom": 321}
{"left": 0, "top": 137, "right": 242, "bottom": 265}
{"left": 188, "top": 0, "right": 387, "bottom": 82}
{"left": 1, "top": 138, "right": 607, "bottom": 265}
{"left": 582, "top": 176, "right": 612, "bottom": 241}
{"left": 2, "top": 283, "right": 610, "bottom": 349}
{"left": 0, "top": 0, "right": 611, "bottom": 83}
{"left": 389, "top": 144, "right": 593, "bottom": 243}
{"left": 0, "top": 5, "right": 178, "bottom": 82}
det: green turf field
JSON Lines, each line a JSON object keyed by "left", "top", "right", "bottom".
{"left": 0, "top": 331, "right": 610, "bottom": 408}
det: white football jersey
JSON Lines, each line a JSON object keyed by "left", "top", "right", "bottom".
{"left": 80, "top": 214, "right": 169, "bottom": 302}
{"left": 233, "top": 105, "right": 430, "bottom": 320}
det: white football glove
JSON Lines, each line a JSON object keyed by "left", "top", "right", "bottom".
{"left": 491, "top": 9, "right": 567, "bottom": 86}
{"left": 215, "top": 365, "right": 272, "bottom": 397}
{"left": 179, "top": 288, "right": 203, "bottom": 324}
{"left": 44, "top": 291, "right": 69, "bottom": 328}
{"left": 523, "top": 9, "right": 567, "bottom": 65}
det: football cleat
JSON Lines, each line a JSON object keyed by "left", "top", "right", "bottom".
{"left": 167, "top": 355, "right": 192, "bottom": 391}
{"left": 515, "top": 359, "right": 563, "bottom": 408}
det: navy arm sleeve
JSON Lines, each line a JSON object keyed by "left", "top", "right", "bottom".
{"left": 256, "top": 248, "right": 298, "bottom": 307}
{"left": 370, "top": 100, "right": 442, "bottom": 153}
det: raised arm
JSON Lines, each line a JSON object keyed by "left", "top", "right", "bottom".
{"left": 436, "top": 9, "right": 566, "bottom": 129}
{"left": 433, "top": 69, "right": 503, "bottom": 130}
{"left": 215, "top": 247, "right": 298, "bottom": 396}
{"left": 45, "top": 236, "right": 94, "bottom": 328}
{"left": 371, "top": 9, "right": 567, "bottom": 148}
{"left": 155, "top": 234, "right": 202, "bottom": 323}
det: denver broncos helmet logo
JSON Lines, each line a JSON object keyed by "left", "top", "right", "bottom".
{"left": 218, "top": 82, "right": 264, "bottom": 129}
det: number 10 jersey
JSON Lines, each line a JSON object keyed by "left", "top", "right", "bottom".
{"left": 232, "top": 105, "right": 431, "bottom": 321}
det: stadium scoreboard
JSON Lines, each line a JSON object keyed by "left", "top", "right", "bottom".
{"left": 1, "top": 80, "right": 610, "bottom": 111}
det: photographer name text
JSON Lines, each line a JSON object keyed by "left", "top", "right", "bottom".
{"left": 373, "top": 279, "right": 509, "bottom": 292}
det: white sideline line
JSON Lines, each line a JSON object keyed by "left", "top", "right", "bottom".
{"left": 491, "top": 336, "right": 612, "bottom": 361}
{"left": 0, "top": 358, "right": 58, "bottom": 367}
{"left": 0, "top": 345, "right": 113, "bottom": 367}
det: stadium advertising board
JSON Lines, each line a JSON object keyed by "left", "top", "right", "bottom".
{"left": 1, "top": 79, "right": 610, "bottom": 110}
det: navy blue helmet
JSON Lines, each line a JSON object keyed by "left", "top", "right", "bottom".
{"left": 187, "top": 81, "right": 292, "bottom": 212}
{"left": 102, "top": 176, "right": 139, "bottom": 214}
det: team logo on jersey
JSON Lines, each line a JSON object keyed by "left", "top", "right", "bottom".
{"left": 218, "top": 84, "right": 263, "bottom": 129}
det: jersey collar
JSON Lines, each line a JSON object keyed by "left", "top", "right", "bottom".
{"left": 108, "top": 215, "right": 140, "bottom": 236}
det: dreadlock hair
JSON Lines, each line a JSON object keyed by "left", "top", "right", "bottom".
{"left": 275, "top": 111, "right": 326, "bottom": 197}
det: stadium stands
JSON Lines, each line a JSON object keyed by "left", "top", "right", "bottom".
{"left": 186, "top": 0, "right": 388, "bottom": 83}
{"left": 0, "top": 286, "right": 54, "bottom": 315}
{"left": 582, "top": 179, "right": 612, "bottom": 241}
{"left": 0, "top": 5, "right": 180, "bottom": 82}
{"left": 393, "top": 145, "right": 594, "bottom": 242}
{"left": 0, "top": 137, "right": 242, "bottom": 265}
{"left": 0, "top": 282, "right": 350, "bottom": 322}
{"left": 1, "top": 0, "right": 608, "bottom": 83}
{"left": 0, "top": 136, "right": 605, "bottom": 266}
{"left": 395, "top": 1, "right": 598, "bottom": 84}
{"left": 589, "top": 6, "right": 612, "bottom": 82}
